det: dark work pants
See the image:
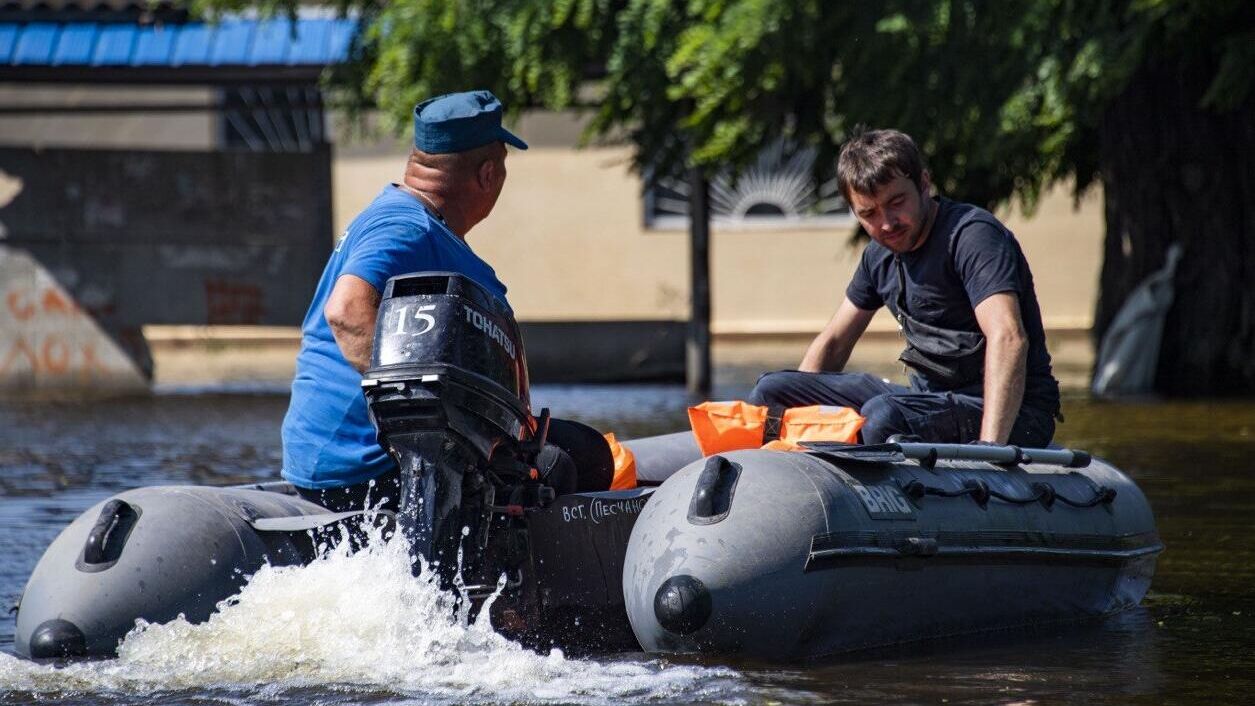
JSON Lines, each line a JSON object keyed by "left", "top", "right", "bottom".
{"left": 296, "top": 468, "right": 402, "bottom": 513}
{"left": 747, "top": 370, "right": 1054, "bottom": 447}
{"left": 295, "top": 418, "right": 613, "bottom": 512}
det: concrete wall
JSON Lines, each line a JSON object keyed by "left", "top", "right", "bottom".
{"left": 0, "top": 85, "right": 217, "bottom": 150}
{"left": 0, "top": 146, "right": 331, "bottom": 327}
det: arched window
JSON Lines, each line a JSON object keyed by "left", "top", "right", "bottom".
{"left": 644, "top": 140, "right": 852, "bottom": 230}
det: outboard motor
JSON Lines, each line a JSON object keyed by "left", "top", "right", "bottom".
{"left": 362, "top": 272, "right": 550, "bottom": 590}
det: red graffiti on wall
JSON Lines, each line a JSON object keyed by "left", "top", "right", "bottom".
{"left": 0, "top": 335, "right": 110, "bottom": 380}
{"left": 205, "top": 278, "right": 265, "bottom": 325}
{"left": 2, "top": 284, "right": 116, "bottom": 380}
{"left": 5, "top": 286, "right": 85, "bottom": 321}
{"left": 5, "top": 291, "right": 34, "bottom": 320}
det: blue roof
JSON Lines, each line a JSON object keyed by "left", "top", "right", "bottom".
{"left": 0, "top": 16, "right": 357, "bottom": 68}
{"left": 52, "top": 23, "right": 96, "bottom": 65}
{"left": 94, "top": 25, "right": 137, "bottom": 66}
{"left": 12, "top": 22, "right": 56, "bottom": 65}
{"left": 0, "top": 25, "right": 17, "bottom": 60}
{"left": 250, "top": 19, "right": 294, "bottom": 65}
{"left": 133, "top": 25, "right": 177, "bottom": 66}
{"left": 171, "top": 24, "right": 212, "bottom": 66}
{"left": 209, "top": 20, "right": 253, "bottom": 65}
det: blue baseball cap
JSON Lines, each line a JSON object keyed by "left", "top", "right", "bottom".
{"left": 412, "top": 90, "right": 529, "bottom": 154}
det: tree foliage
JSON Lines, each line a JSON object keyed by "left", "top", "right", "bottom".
{"left": 198, "top": 0, "right": 1252, "bottom": 206}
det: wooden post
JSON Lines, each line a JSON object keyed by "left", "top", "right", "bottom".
{"left": 687, "top": 167, "right": 712, "bottom": 394}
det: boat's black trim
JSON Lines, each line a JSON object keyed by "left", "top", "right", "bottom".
{"left": 804, "top": 529, "right": 1163, "bottom": 572}
{"left": 803, "top": 441, "right": 1091, "bottom": 468}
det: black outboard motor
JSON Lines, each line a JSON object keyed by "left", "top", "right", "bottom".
{"left": 362, "top": 272, "right": 550, "bottom": 589}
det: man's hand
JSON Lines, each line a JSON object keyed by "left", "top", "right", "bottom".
{"left": 324, "top": 274, "right": 381, "bottom": 373}
{"left": 974, "top": 292, "right": 1028, "bottom": 443}
{"left": 799, "top": 297, "right": 876, "bottom": 372}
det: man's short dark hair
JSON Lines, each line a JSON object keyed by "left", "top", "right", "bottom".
{"left": 836, "top": 128, "right": 927, "bottom": 202}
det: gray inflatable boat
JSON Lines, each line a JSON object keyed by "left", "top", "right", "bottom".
{"left": 13, "top": 272, "right": 1163, "bottom": 662}
{"left": 623, "top": 439, "right": 1162, "bottom": 660}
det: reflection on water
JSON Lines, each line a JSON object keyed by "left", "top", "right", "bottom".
{"left": 1, "top": 388, "right": 1253, "bottom": 704}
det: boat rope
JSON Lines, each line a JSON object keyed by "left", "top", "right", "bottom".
{"left": 898, "top": 478, "right": 1116, "bottom": 509}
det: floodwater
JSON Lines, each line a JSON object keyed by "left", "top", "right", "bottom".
{"left": 1, "top": 384, "right": 1253, "bottom": 704}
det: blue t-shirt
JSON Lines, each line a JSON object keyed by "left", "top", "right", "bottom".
{"left": 281, "top": 185, "right": 509, "bottom": 489}
{"left": 846, "top": 197, "right": 1060, "bottom": 414}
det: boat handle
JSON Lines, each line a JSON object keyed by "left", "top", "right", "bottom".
{"left": 688, "top": 455, "right": 739, "bottom": 525}
{"left": 82, "top": 499, "right": 139, "bottom": 566}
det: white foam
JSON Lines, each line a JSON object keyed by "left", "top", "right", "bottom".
{"left": 0, "top": 521, "right": 744, "bottom": 704}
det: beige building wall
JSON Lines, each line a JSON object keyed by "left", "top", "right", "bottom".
{"left": 998, "top": 187, "right": 1105, "bottom": 331}
{"left": 333, "top": 111, "right": 1105, "bottom": 336}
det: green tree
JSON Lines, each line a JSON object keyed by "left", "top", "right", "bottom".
{"left": 201, "top": 0, "right": 1255, "bottom": 394}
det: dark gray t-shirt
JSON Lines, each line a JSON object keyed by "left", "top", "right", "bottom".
{"left": 846, "top": 197, "right": 1060, "bottom": 414}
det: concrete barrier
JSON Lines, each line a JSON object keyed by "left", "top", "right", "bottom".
{"left": 0, "top": 245, "right": 148, "bottom": 396}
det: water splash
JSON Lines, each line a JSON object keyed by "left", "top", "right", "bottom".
{"left": 0, "top": 519, "right": 743, "bottom": 704}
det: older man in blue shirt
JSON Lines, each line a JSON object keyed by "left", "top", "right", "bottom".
{"left": 281, "top": 90, "right": 529, "bottom": 511}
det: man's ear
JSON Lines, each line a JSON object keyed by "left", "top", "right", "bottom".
{"left": 919, "top": 170, "right": 933, "bottom": 197}
{"left": 476, "top": 158, "right": 496, "bottom": 192}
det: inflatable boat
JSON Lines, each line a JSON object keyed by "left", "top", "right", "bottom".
{"left": 14, "top": 273, "right": 1163, "bottom": 662}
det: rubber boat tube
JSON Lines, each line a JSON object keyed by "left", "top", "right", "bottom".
{"left": 13, "top": 485, "right": 341, "bottom": 659}
{"left": 622, "top": 445, "right": 1163, "bottom": 661}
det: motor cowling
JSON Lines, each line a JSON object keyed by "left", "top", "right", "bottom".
{"left": 364, "top": 271, "right": 533, "bottom": 448}
{"left": 362, "top": 272, "right": 540, "bottom": 582}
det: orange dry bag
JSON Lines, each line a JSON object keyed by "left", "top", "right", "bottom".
{"left": 687, "top": 401, "right": 770, "bottom": 456}
{"left": 688, "top": 401, "right": 864, "bottom": 455}
{"left": 779, "top": 405, "right": 865, "bottom": 446}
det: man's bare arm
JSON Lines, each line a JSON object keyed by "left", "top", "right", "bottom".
{"left": 324, "top": 274, "right": 381, "bottom": 373}
{"left": 974, "top": 292, "right": 1028, "bottom": 443}
{"left": 799, "top": 297, "right": 877, "bottom": 373}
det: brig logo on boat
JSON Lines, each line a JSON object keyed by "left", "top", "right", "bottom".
{"left": 848, "top": 481, "right": 915, "bottom": 519}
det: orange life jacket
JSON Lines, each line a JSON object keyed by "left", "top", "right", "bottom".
{"left": 687, "top": 401, "right": 864, "bottom": 455}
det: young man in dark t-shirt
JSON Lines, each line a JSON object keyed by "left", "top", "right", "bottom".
{"left": 749, "top": 129, "right": 1060, "bottom": 446}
